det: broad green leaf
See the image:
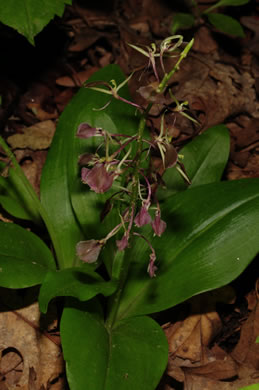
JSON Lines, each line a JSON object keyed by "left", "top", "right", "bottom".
{"left": 39, "top": 266, "right": 118, "bottom": 313}
{"left": 61, "top": 299, "right": 168, "bottom": 390}
{"left": 208, "top": 13, "right": 245, "bottom": 37}
{"left": 0, "top": 222, "right": 55, "bottom": 288}
{"left": 0, "top": 194, "right": 33, "bottom": 220}
{"left": 0, "top": 137, "right": 64, "bottom": 269}
{"left": 116, "top": 178, "right": 259, "bottom": 320}
{"left": 238, "top": 385, "right": 259, "bottom": 390}
{"left": 256, "top": 336, "right": 259, "bottom": 343}
{"left": 41, "top": 65, "right": 138, "bottom": 269}
{"left": 0, "top": 167, "right": 42, "bottom": 223}
{"left": 0, "top": 0, "right": 72, "bottom": 45}
{"left": 171, "top": 13, "right": 195, "bottom": 34}
{"left": 158, "top": 125, "right": 230, "bottom": 199}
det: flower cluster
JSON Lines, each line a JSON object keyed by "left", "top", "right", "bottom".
{"left": 75, "top": 36, "right": 194, "bottom": 277}
{"left": 75, "top": 121, "right": 169, "bottom": 277}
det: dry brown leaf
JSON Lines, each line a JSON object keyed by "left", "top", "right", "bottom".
{"left": 185, "top": 371, "right": 259, "bottom": 390}
{"left": 0, "top": 302, "right": 63, "bottom": 390}
{"left": 7, "top": 120, "right": 55, "bottom": 150}
{"left": 10, "top": 149, "right": 47, "bottom": 195}
{"left": 55, "top": 89, "right": 75, "bottom": 113}
{"left": 21, "top": 152, "right": 47, "bottom": 195}
{"left": 231, "top": 299, "right": 259, "bottom": 369}
{"left": 184, "top": 373, "right": 233, "bottom": 390}
{"left": 26, "top": 102, "right": 58, "bottom": 121}
{"left": 68, "top": 26, "right": 102, "bottom": 52}
{"left": 166, "top": 288, "right": 235, "bottom": 363}
{"left": 227, "top": 154, "right": 259, "bottom": 181}
{"left": 246, "top": 287, "right": 259, "bottom": 312}
{"left": 184, "top": 353, "right": 237, "bottom": 380}
{"left": 165, "top": 287, "right": 237, "bottom": 387}
{"left": 167, "top": 53, "right": 259, "bottom": 129}
{"left": 56, "top": 67, "right": 99, "bottom": 87}
{"left": 167, "top": 310, "right": 222, "bottom": 365}
{"left": 192, "top": 26, "right": 218, "bottom": 54}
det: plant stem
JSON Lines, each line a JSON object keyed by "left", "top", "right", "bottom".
{"left": 157, "top": 38, "right": 194, "bottom": 94}
{"left": 203, "top": 0, "right": 221, "bottom": 14}
{"left": 0, "top": 136, "right": 62, "bottom": 268}
{"left": 105, "top": 249, "right": 130, "bottom": 330}
{"left": 105, "top": 113, "right": 148, "bottom": 329}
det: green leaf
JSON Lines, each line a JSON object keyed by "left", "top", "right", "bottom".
{"left": 203, "top": 0, "right": 250, "bottom": 14}
{"left": 0, "top": 194, "right": 33, "bottom": 221}
{"left": 0, "top": 166, "right": 42, "bottom": 223}
{"left": 116, "top": 178, "right": 259, "bottom": 319}
{"left": 61, "top": 299, "right": 168, "bottom": 390}
{"left": 256, "top": 336, "right": 259, "bottom": 343}
{"left": 41, "top": 65, "right": 138, "bottom": 269}
{"left": 213, "top": 0, "right": 250, "bottom": 6}
{"left": 158, "top": 125, "right": 230, "bottom": 199}
{"left": 0, "top": 0, "right": 72, "bottom": 45}
{"left": 0, "top": 137, "right": 67, "bottom": 271}
{"left": 39, "top": 266, "right": 118, "bottom": 313}
{"left": 0, "top": 222, "right": 55, "bottom": 288}
{"left": 171, "top": 13, "right": 195, "bottom": 34}
{"left": 207, "top": 13, "right": 245, "bottom": 37}
{"left": 238, "top": 385, "right": 259, "bottom": 390}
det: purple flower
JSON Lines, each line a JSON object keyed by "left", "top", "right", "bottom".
{"left": 147, "top": 253, "right": 157, "bottom": 278}
{"left": 151, "top": 211, "right": 167, "bottom": 237}
{"left": 134, "top": 205, "right": 152, "bottom": 227}
{"left": 116, "top": 233, "right": 129, "bottom": 251}
{"left": 76, "top": 123, "right": 102, "bottom": 139}
{"left": 78, "top": 153, "right": 94, "bottom": 166}
{"left": 81, "top": 164, "right": 114, "bottom": 193}
{"left": 76, "top": 239, "right": 103, "bottom": 263}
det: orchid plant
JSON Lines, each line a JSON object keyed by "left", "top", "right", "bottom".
{"left": 1, "top": 35, "right": 259, "bottom": 390}
{"left": 74, "top": 36, "right": 195, "bottom": 278}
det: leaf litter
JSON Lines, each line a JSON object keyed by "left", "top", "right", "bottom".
{"left": 0, "top": 0, "right": 259, "bottom": 388}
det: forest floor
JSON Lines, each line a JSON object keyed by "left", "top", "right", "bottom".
{"left": 0, "top": 0, "right": 259, "bottom": 389}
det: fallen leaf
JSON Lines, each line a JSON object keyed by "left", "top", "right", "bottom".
{"left": 7, "top": 120, "right": 55, "bottom": 150}
{"left": 56, "top": 67, "right": 99, "bottom": 87}
{"left": 26, "top": 102, "right": 58, "bottom": 121}
{"left": 0, "top": 301, "right": 63, "bottom": 389}
{"left": 231, "top": 300, "right": 259, "bottom": 369}
{"left": 192, "top": 26, "right": 218, "bottom": 54}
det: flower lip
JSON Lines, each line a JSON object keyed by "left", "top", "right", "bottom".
{"left": 76, "top": 239, "right": 103, "bottom": 263}
{"left": 151, "top": 211, "right": 167, "bottom": 237}
{"left": 76, "top": 123, "right": 103, "bottom": 139}
{"left": 134, "top": 205, "right": 152, "bottom": 227}
{"left": 81, "top": 163, "right": 114, "bottom": 193}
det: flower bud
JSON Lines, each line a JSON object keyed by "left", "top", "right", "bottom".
{"left": 147, "top": 253, "right": 157, "bottom": 278}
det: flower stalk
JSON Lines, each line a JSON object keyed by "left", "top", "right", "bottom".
{"left": 76, "top": 34, "right": 195, "bottom": 325}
